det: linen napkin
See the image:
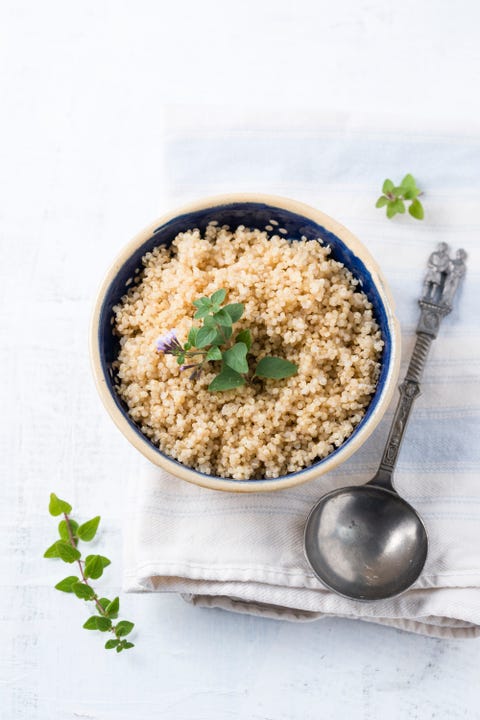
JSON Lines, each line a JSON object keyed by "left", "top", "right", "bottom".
{"left": 123, "top": 109, "right": 480, "bottom": 638}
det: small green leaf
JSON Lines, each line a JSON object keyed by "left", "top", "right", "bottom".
{"left": 212, "top": 325, "right": 232, "bottom": 344}
{"left": 49, "top": 493, "right": 72, "bottom": 517}
{"left": 223, "top": 342, "right": 249, "bottom": 374}
{"left": 235, "top": 329, "right": 252, "bottom": 350}
{"left": 58, "top": 519, "right": 78, "bottom": 541}
{"left": 96, "top": 616, "right": 112, "bottom": 632}
{"left": 105, "top": 639, "right": 120, "bottom": 649}
{"left": 116, "top": 621, "right": 134, "bottom": 637}
{"left": 208, "top": 365, "right": 246, "bottom": 392}
{"left": 83, "top": 615, "right": 99, "bottom": 630}
{"left": 98, "top": 598, "right": 111, "bottom": 613}
{"left": 116, "top": 645, "right": 123, "bottom": 653}
{"left": 401, "top": 173, "right": 416, "bottom": 190}
{"left": 382, "top": 179, "right": 394, "bottom": 194}
{"left": 84, "top": 554, "right": 110, "bottom": 580}
{"left": 202, "top": 315, "right": 216, "bottom": 328}
{"left": 44, "top": 541, "right": 60, "bottom": 558}
{"left": 77, "top": 516, "right": 100, "bottom": 542}
{"left": 73, "top": 582, "right": 95, "bottom": 600}
{"left": 187, "top": 327, "right": 198, "bottom": 346}
{"left": 213, "top": 308, "right": 233, "bottom": 327}
{"left": 386, "top": 201, "right": 397, "bottom": 219}
{"left": 254, "top": 356, "right": 298, "bottom": 380}
{"left": 206, "top": 346, "right": 222, "bottom": 361}
{"left": 192, "top": 296, "right": 210, "bottom": 309}
{"left": 375, "top": 196, "right": 388, "bottom": 208}
{"left": 176, "top": 353, "right": 185, "bottom": 365}
{"left": 105, "top": 597, "right": 120, "bottom": 618}
{"left": 408, "top": 198, "right": 424, "bottom": 220}
{"left": 55, "top": 575, "right": 79, "bottom": 593}
{"left": 193, "top": 306, "right": 211, "bottom": 319}
{"left": 210, "top": 289, "right": 226, "bottom": 304}
{"left": 123, "top": 642, "right": 135, "bottom": 649}
{"left": 56, "top": 541, "right": 81, "bottom": 563}
{"left": 223, "top": 303, "right": 244, "bottom": 323}
{"left": 393, "top": 199, "right": 405, "bottom": 214}
{"left": 196, "top": 326, "right": 218, "bottom": 348}
{"left": 183, "top": 342, "right": 192, "bottom": 351}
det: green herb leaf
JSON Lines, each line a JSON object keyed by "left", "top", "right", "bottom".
{"left": 223, "top": 303, "right": 244, "bottom": 323}
{"left": 213, "top": 308, "right": 233, "bottom": 327}
{"left": 84, "top": 554, "right": 111, "bottom": 580}
{"left": 210, "top": 289, "right": 227, "bottom": 304}
{"left": 394, "top": 199, "right": 405, "bottom": 214}
{"left": 187, "top": 327, "right": 198, "bottom": 346}
{"left": 44, "top": 541, "right": 61, "bottom": 559}
{"left": 400, "top": 173, "right": 416, "bottom": 191}
{"left": 56, "top": 541, "right": 81, "bottom": 563}
{"left": 95, "top": 616, "right": 112, "bottom": 632}
{"left": 223, "top": 342, "right": 249, "bottom": 374}
{"left": 116, "top": 645, "right": 123, "bottom": 653}
{"left": 235, "top": 329, "right": 252, "bottom": 350}
{"left": 73, "top": 582, "right": 95, "bottom": 600}
{"left": 408, "top": 198, "right": 424, "bottom": 219}
{"left": 83, "top": 616, "right": 99, "bottom": 630}
{"left": 375, "top": 196, "right": 388, "bottom": 208}
{"left": 105, "top": 639, "right": 120, "bottom": 649}
{"left": 192, "top": 296, "right": 210, "bottom": 309}
{"left": 193, "top": 306, "right": 211, "bottom": 319}
{"left": 255, "top": 356, "right": 298, "bottom": 380}
{"left": 116, "top": 621, "right": 134, "bottom": 637}
{"left": 55, "top": 575, "right": 79, "bottom": 592}
{"left": 77, "top": 516, "right": 100, "bottom": 542}
{"left": 58, "top": 519, "right": 78, "bottom": 541}
{"left": 176, "top": 353, "right": 185, "bottom": 365}
{"left": 123, "top": 642, "right": 135, "bottom": 649}
{"left": 196, "top": 326, "right": 218, "bottom": 348}
{"left": 212, "top": 325, "right": 232, "bottom": 345}
{"left": 98, "top": 598, "right": 111, "bottom": 612}
{"left": 382, "top": 179, "right": 394, "bottom": 194}
{"left": 105, "top": 597, "right": 120, "bottom": 618}
{"left": 49, "top": 493, "right": 72, "bottom": 517}
{"left": 206, "top": 346, "right": 222, "bottom": 361}
{"left": 208, "top": 365, "right": 246, "bottom": 392}
{"left": 386, "top": 201, "right": 398, "bottom": 219}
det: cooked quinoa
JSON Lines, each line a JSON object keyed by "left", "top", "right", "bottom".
{"left": 113, "top": 223, "right": 383, "bottom": 480}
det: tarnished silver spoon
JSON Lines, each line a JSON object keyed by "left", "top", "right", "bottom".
{"left": 304, "top": 244, "right": 467, "bottom": 601}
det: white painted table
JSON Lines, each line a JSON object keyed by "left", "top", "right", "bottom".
{"left": 2, "top": 1, "right": 480, "bottom": 718}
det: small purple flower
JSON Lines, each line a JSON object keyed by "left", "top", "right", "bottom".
{"left": 155, "top": 330, "right": 183, "bottom": 355}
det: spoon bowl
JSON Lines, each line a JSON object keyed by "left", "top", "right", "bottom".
{"left": 304, "top": 485, "right": 428, "bottom": 601}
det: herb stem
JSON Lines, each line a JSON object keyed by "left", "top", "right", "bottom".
{"left": 63, "top": 512, "right": 107, "bottom": 617}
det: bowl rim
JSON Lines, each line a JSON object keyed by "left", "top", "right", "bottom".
{"left": 89, "top": 193, "right": 401, "bottom": 493}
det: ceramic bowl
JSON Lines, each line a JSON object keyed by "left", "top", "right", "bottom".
{"left": 90, "top": 194, "right": 401, "bottom": 492}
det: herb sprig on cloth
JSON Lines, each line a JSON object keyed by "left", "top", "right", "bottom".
{"left": 376, "top": 173, "right": 424, "bottom": 220}
{"left": 156, "top": 289, "right": 298, "bottom": 392}
{"left": 44, "top": 493, "right": 135, "bottom": 653}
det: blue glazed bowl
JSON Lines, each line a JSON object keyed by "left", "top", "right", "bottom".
{"left": 90, "top": 194, "right": 401, "bottom": 492}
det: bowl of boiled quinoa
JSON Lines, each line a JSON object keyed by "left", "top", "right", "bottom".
{"left": 90, "top": 194, "right": 401, "bottom": 492}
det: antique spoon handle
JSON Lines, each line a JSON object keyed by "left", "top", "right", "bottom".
{"left": 371, "top": 244, "right": 466, "bottom": 489}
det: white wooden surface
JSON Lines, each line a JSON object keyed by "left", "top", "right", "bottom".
{"left": 2, "top": 2, "right": 480, "bottom": 718}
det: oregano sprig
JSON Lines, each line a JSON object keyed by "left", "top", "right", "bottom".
{"left": 376, "top": 173, "right": 424, "bottom": 220}
{"left": 156, "top": 290, "right": 298, "bottom": 392}
{"left": 44, "top": 493, "right": 135, "bottom": 653}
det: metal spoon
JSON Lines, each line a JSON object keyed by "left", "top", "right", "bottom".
{"left": 304, "top": 244, "right": 467, "bottom": 601}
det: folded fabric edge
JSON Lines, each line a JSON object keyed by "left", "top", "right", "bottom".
{"left": 182, "top": 594, "right": 480, "bottom": 640}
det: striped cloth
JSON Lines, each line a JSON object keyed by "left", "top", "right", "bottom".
{"left": 124, "top": 110, "right": 480, "bottom": 638}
